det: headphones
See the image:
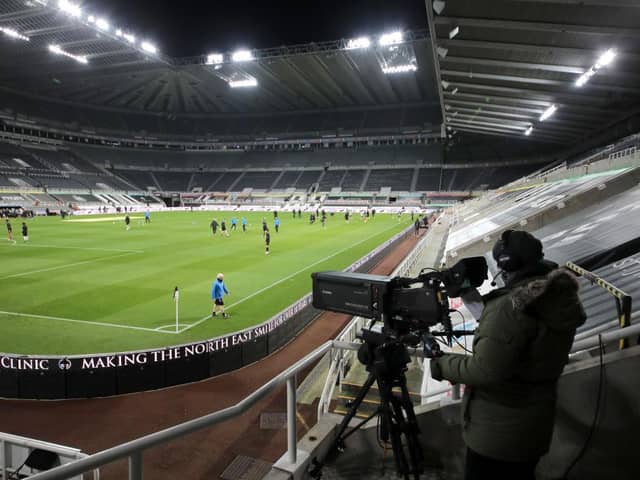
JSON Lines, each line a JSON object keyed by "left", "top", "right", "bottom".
{"left": 492, "top": 230, "right": 523, "bottom": 272}
{"left": 492, "top": 229, "right": 543, "bottom": 273}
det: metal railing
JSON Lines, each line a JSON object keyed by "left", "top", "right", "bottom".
{"left": 0, "top": 433, "right": 99, "bottom": 480}
{"left": 565, "top": 261, "right": 633, "bottom": 349}
{"left": 29, "top": 341, "right": 335, "bottom": 480}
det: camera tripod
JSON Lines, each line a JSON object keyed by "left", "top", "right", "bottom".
{"left": 309, "top": 331, "right": 424, "bottom": 480}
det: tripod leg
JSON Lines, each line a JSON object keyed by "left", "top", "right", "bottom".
{"left": 377, "top": 377, "right": 412, "bottom": 478}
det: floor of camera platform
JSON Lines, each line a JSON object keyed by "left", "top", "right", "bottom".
{"left": 320, "top": 425, "right": 462, "bottom": 480}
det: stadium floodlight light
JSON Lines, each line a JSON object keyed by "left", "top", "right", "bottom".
{"left": 87, "top": 15, "right": 95, "bottom": 23}
{"left": 48, "top": 44, "right": 88, "bottom": 64}
{"left": 141, "top": 41, "right": 157, "bottom": 54}
{"left": 596, "top": 48, "right": 616, "bottom": 68}
{"left": 379, "top": 31, "right": 403, "bottom": 47}
{"left": 123, "top": 33, "right": 136, "bottom": 44}
{"left": 449, "top": 26, "right": 459, "bottom": 39}
{"left": 451, "top": 87, "right": 458, "bottom": 95}
{"left": 433, "top": 1, "right": 446, "bottom": 15}
{"left": 232, "top": 49, "right": 254, "bottom": 62}
{"left": 229, "top": 77, "right": 258, "bottom": 88}
{"left": 575, "top": 70, "right": 592, "bottom": 87}
{"left": 206, "top": 53, "right": 224, "bottom": 65}
{"left": 575, "top": 48, "right": 616, "bottom": 87}
{"left": 382, "top": 64, "right": 418, "bottom": 74}
{"left": 95, "top": 17, "right": 109, "bottom": 31}
{"left": 539, "top": 104, "right": 557, "bottom": 122}
{"left": 437, "top": 46, "right": 448, "bottom": 58}
{"left": 115, "top": 29, "right": 123, "bottom": 37}
{"left": 345, "top": 36, "right": 370, "bottom": 50}
{"left": 524, "top": 125, "right": 533, "bottom": 136}
{"left": 0, "top": 27, "right": 30, "bottom": 42}
{"left": 58, "top": 0, "right": 81, "bottom": 18}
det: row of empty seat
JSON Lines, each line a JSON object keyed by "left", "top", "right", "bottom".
{"left": 1, "top": 141, "right": 541, "bottom": 193}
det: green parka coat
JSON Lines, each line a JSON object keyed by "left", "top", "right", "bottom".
{"left": 430, "top": 265, "right": 586, "bottom": 461}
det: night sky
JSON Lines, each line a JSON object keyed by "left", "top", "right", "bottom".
{"left": 84, "top": 0, "right": 428, "bottom": 57}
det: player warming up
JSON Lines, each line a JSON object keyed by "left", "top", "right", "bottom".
{"left": 6, "top": 219, "right": 15, "bottom": 243}
{"left": 274, "top": 217, "right": 280, "bottom": 233}
{"left": 211, "top": 273, "right": 230, "bottom": 318}
{"left": 265, "top": 228, "right": 271, "bottom": 255}
{"left": 21, "top": 222, "right": 28, "bottom": 242}
{"left": 125, "top": 215, "right": 131, "bottom": 231}
{"left": 241, "top": 216, "right": 247, "bottom": 232}
{"left": 210, "top": 218, "right": 219, "bottom": 235}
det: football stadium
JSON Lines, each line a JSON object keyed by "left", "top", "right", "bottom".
{"left": 0, "top": 0, "right": 639, "bottom": 479}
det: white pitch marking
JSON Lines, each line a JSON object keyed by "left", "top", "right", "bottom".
{"left": 179, "top": 223, "right": 401, "bottom": 333}
{"left": 0, "top": 243, "right": 144, "bottom": 254}
{"left": 155, "top": 324, "right": 193, "bottom": 332}
{"left": 0, "top": 310, "right": 177, "bottom": 334}
{"left": 0, "top": 252, "right": 137, "bottom": 280}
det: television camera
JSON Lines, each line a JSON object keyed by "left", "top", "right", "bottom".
{"left": 308, "top": 257, "right": 488, "bottom": 479}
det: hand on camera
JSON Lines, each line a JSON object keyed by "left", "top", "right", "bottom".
{"left": 422, "top": 334, "right": 443, "bottom": 359}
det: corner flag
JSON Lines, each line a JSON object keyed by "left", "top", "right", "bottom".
{"left": 173, "top": 286, "right": 180, "bottom": 332}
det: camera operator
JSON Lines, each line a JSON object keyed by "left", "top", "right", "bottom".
{"left": 428, "top": 230, "right": 586, "bottom": 479}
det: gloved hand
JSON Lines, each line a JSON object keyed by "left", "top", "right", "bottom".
{"left": 422, "top": 333, "right": 443, "bottom": 359}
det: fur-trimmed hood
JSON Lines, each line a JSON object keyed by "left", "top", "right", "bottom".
{"left": 511, "top": 267, "right": 586, "bottom": 332}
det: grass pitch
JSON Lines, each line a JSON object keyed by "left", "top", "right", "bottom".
{"left": 0, "top": 211, "right": 412, "bottom": 355}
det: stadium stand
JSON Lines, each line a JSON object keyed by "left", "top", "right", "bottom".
{"left": 152, "top": 171, "right": 193, "bottom": 192}
{"left": 365, "top": 168, "right": 414, "bottom": 191}
{"left": 233, "top": 171, "right": 281, "bottom": 191}
{"left": 340, "top": 170, "right": 367, "bottom": 191}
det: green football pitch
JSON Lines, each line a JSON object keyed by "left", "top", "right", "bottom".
{"left": 0, "top": 211, "right": 412, "bottom": 355}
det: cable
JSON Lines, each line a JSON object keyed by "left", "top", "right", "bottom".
{"left": 452, "top": 336, "right": 473, "bottom": 354}
{"left": 560, "top": 335, "right": 605, "bottom": 479}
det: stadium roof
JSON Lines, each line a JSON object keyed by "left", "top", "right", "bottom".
{"left": 428, "top": 0, "right": 640, "bottom": 145}
{"left": 0, "top": 1, "right": 441, "bottom": 119}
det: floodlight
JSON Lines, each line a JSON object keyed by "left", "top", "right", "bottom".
{"left": 48, "top": 44, "right": 88, "bottom": 64}
{"left": 437, "top": 46, "right": 448, "bottom": 58}
{"left": 123, "top": 33, "right": 136, "bottom": 44}
{"left": 575, "top": 72, "right": 590, "bottom": 87}
{"left": 229, "top": 78, "right": 258, "bottom": 88}
{"left": 206, "top": 53, "right": 224, "bottom": 65}
{"left": 596, "top": 48, "right": 616, "bottom": 67}
{"left": 87, "top": 15, "right": 95, "bottom": 23}
{"left": 58, "top": 0, "right": 81, "bottom": 17}
{"left": 345, "top": 37, "right": 370, "bottom": 50}
{"left": 449, "top": 26, "right": 459, "bottom": 39}
{"left": 441, "top": 80, "right": 450, "bottom": 89}
{"left": 115, "top": 29, "right": 123, "bottom": 37}
{"left": 451, "top": 87, "right": 458, "bottom": 95}
{"left": 382, "top": 64, "right": 417, "bottom": 74}
{"left": 379, "top": 31, "right": 403, "bottom": 47}
{"left": 232, "top": 49, "right": 254, "bottom": 62}
{"left": 524, "top": 126, "right": 533, "bottom": 136}
{"left": 95, "top": 18, "right": 109, "bottom": 31}
{"left": 0, "top": 27, "right": 30, "bottom": 41}
{"left": 141, "top": 41, "right": 157, "bottom": 54}
{"left": 539, "top": 104, "right": 557, "bottom": 122}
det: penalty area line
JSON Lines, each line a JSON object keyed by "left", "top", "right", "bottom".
{"left": 179, "top": 222, "right": 401, "bottom": 334}
{"left": 0, "top": 310, "right": 178, "bottom": 335}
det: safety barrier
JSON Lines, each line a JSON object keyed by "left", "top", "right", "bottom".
{"left": 565, "top": 261, "right": 633, "bottom": 349}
